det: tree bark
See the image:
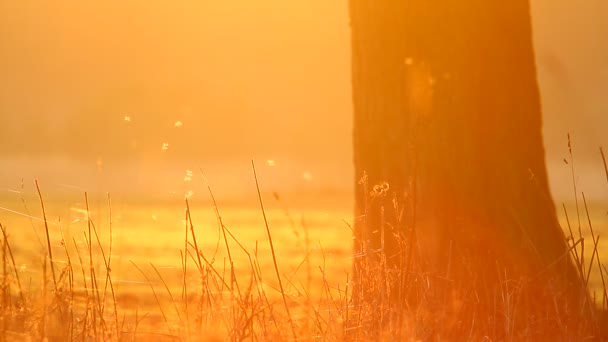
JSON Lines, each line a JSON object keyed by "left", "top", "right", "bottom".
{"left": 350, "top": 0, "right": 594, "bottom": 337}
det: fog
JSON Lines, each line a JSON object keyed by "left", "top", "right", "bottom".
{"left": 0, "top": 1, "right": 606, "bottom": 201}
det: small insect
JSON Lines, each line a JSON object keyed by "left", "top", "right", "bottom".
{"left": 184, "top": 169, "right": 193, "bottom": 182}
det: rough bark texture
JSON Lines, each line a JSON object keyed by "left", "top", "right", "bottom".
{"left": 350, "top": 0, "right": 594, "bottom": 337}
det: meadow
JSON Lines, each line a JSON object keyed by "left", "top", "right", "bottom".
{"left": 0, "top": 176, "right": 357, "bottom": 340}
{"left": 0, "top": 168, "right": 606, "bottom": 341}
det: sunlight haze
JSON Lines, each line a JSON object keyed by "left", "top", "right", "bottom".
{"left": 0, "top": 0, "right": 606, "bottom": 200}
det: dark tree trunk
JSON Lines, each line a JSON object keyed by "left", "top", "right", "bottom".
{"left": 350, "top": 1, "right": 594, "bottom": 338}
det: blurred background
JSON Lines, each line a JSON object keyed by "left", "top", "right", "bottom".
{"left": 0, "top": 0, "right": 606, "bottom": 203}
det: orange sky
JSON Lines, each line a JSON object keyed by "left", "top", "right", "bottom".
{"left": 0, "top": 0, "right": 606, "bottom": 198}
{"left": 0, "top": 1, "right": 351, "bottom": 163}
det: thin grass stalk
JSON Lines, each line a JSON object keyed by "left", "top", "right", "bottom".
{"left": 567, "top": 134, "right": 585, "bottom": 268}
{"left": 18, "top": 179, "right": 44, "bottom": 251}
{"left": 200, "top": 180, "right": 254, "bottom": 335}
{"left": 57, "top": 219, "right": 75, "bottom": 340}
{"left": 83, "top": 193, "right": 99, "bottom": 340}
{"left": 0, "top": 224, "right": 24, "bottom": 306}
{"left": 582, "top": 193, "right": 600, "bottom": 287}
{"left": 73, "top": 236, "right": 91, "bottom": 339}
{"left": 303, "top": 219, "right": 312, "bottom": 338}
{"left": 88, "top": 211, "right": 115, "bottom": 330}
{"left": 251, "top": 242, "right": 279, "bottom": 333}
{"left": 601, "top": 146, "right": 608, "bottom": 311}
{"left": 130, "top": 261, "right": 172, "bottom": 336}
{"left": 180, "top": 250, "right": 191, "bottom": 337}
{"left": 185, "top": 200, "right": 203, "bottom": 274}
{"left": 35, "top": 180, "right": 57, "bottom": 292}
{"left": 182, "top": 207, "right": 189, "bottom": 299}
{"left": 41, "top": 252, "right": 47, "bottom": 340}
{"left": 85, "top": 230, "right": 102, "bottom": 338}
{"left": 317, "top": 245, "right": 335, "bottom": 337}
{"left": 209, "top": 211, "right": 268, "bottom": 315}
{"left": 2, "top": 230, "right": 7, "bottom": 342}
{"left": 563, "top": 204, "right": 584, "bottom": 280}
{"left": 203, "top": 178, "right": 242, "bottom": 328}
{"left": 150, "top": 262, "right": 183, "bottom": 326}
{"left": 188, "top": 242, "right": 229, "bottom": 328}
{"left": 181, "top": 201, "right": 192, "bottom": 336}
{"left": 251, "top": 159, "right": 298, "bottom": 341}
{"left": 343, "top": 272, "right": 350, "bottom": 340}
{"left": 83, "top": 227, "right": 109, "bottom": 337}
{"left": 601, "top": 262, "right": 608, "bottom": 311}
{"left": 184, "top": 199, "right": 207, "bottom": 331}
{"left": 600, "top": 147, "right": 608, "bottom": 184}
{"left": 133, "top": 307, "right": 145, "bottom": 341}
{"left": 107, "top": 194, "right": 120, "bottom": 341}
{"left": 186, "top": 242, "right": 231, "bottom": 291}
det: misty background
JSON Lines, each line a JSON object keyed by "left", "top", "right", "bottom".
{"left": 0, "top": 1, "right": 606, "bottom": 202}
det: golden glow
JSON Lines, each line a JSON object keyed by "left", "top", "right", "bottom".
{"left": 0, "top": 1, "right": 351, "bottom": 165}
{"left": 0, "top": 1, "right": 605, "bottom": 198}
{"left": 0, "top": 1, "right": 606, "bottom": 339}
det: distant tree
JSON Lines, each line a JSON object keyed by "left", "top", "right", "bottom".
{"left": 349, "top": 1, "right": 597, "bottom": 338}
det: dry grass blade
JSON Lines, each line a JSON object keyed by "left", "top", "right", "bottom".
{"left": 150, "top": 262, "right": 183, "bottom": 325}
{"left": 105, "top": 193, "right": 120, "bottom": 340}
{"left": 72, "top": 236, "right": 91, "bottom": 337}
{"left": 57, "top": 219, "right": 75, "bottom": 340}
{"left": 251, "top": 159, "right": 298, "bottom": 341}
{"left": 185, "top": 199, "right": 203, "bottom": 274}
{"left": 203, "top": 173, "right": 243, "bottom": 309}
{"left": 582, "top": 192, "right": 600, "bottom": 287}
{"left": 35, "top": 180, "right": 57, "bottom": 291}
{"left": 0, "top": 224, "right": 25, "bottom": 306}
{"left": 600, "top": 147, "right": 608, "bottom": 184}
{"left": 567, "top": 134, "right": 585, "bottom": 268}
{"left": 130, "top": 260, "right": 173, "bottom": 336}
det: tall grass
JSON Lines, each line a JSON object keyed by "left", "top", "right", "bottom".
{"left": 0, "top": 154, "right": 606, "bottom": 341}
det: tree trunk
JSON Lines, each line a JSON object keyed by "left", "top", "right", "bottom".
{"left": 350, "top": 1, "right": 594, "bottom": 338}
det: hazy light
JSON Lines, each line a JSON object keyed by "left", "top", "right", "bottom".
{"left": 302, "top": 172, "right": 313, "bottom": 181}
